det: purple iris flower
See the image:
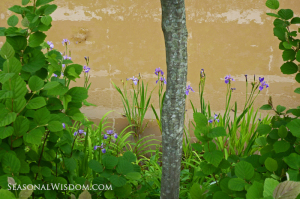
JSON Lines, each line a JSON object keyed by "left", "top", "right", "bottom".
{"left": 208, "top": 119, "right": 213, "bottom": 123}
{"left": 107, "top": 130, "right": 114, "bottom": 135}
{"left": 47, "top": 41, "right": 54, "bottom": 50}
{"left": 156, "top": 77, "right": 167, "bottom": 85}
{"left": 101, "top": 148, "right": 106, "bottom": 153}
{"left": 53, "top": 74, "right": 58, "bottom": 77}
{"left": 62, "top": 39, "right": 70, "bottom": 46}
{"left": 225, "top": 75, "right": 235, "bottom": 84}
{"left": 127, "top": 76, "right": 138, "bottom": 85}
{"left": 114, "top": 133, "right": 118, "bottom": 139}
{"left": 61, "top": 72, "right": 64, "bottom": 77}
{"left": 186, "top": 85, "right": 195, "bottom": 95}
{"left": 103, "top": 134, "right": 108, "bottom": 139}
{"left": 83, "top": 65, "right": 91, "bottom": 73}
{"left": 94, "top": 145, "right": 100, "bottom": 150}
{"left": 155, "top": 67, "right": 164, "bottom": 76}
{"left": 74, "top": 129, "right": 86, "bottom": 136}
{"left": 62, "top": 123, "right": 65, "bottom": 129}
{"left": 259, "top": 77, "right": 264, "bottom": 83}
{"left": 259, "top": 79, "right": 269, "bottom": 91}
{"left": 94, "top": 143, "right": 104, "bottom": 150}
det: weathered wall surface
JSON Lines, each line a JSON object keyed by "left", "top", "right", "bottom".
{"left": 1, "top": 0, "right": 300, "bottom": 137}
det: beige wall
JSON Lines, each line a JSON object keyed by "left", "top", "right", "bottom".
{"left": 1, "top": 0, "right": 300, "bottom": 136}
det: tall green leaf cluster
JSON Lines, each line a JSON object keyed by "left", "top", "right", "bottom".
{"left": 0, "top": 0, "right": 95, "bottom": 198}
{"left": 189, "top": 0, "right": 300, "bottom": 198}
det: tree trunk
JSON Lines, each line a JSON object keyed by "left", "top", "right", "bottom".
{"left": 160, "top": 0, "right": 188, "bottom": 198}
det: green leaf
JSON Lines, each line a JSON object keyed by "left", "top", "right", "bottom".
{"left": 0, "top": 73, "right": 15, "bottom": 84}
{"left": 278, "top": 9, "right": 294, "bottom": 20}
{"left": 295, "top": 73, "right": 300, "bottom": 83}
{"left": 274, "top": 19, "right": 290, "bottom": 28}
{"left": 7, "top": 15, "right": 19, "bottom": 27}
{"left": 48, "top": 121, "right": 63, "bottom": 132}
{"left": 28, "top": 76, "right": 44, "bottom": 92}
{"left": 256, "top": 137, "right": 267, "bottom": 146}
{"left": 123, "top": 151, "right": 137, "bottom": 162}
{"left": 26, "top": 97, "right": 46, "bottom": 109}
{"left": 22, "top": 48, "right": 46, "bottom": 73}
{"left": 190, "top": 183, "right": 207, "bottom": 199}
{"left": 203, "top": 150, "right": 223, "bottom": 167}
{"left": 193, "top": 112, "right": 208, "bottom": 128}
{"left": 47, "top": 84, "right": 68, "bottom": 96}
{"left": 36, "top": 0, "right": 54, "bottom": 7}
{"left": 114, "top": 184, "right": 132, "bottom": 198}
{"left": 44, "top": 4, "right": 58, "bottom": 15}
{"left": 276, "top": 105, "right": 286, "bottom": 113}
{"left": 266, "top": 0, "right": 279, "bottom": 10}
{"left": 282, "top": 50, "right": 296, "bottom": 61}
{"left": 274, "top": 27, "right": 287, "bottom": 41}
{"left": 0, "top": 112, "right": 17, "bottom": 127}
{"left": 191, "top": 143, "right": 203, "bottom": 153}
{"left": 43, "top": 81, "right": 59, "bottom": 90}
{"left": 286, "top": 119, "right": 300, "bottom": 137}
{"left": 21, "top": 17, "right": 30, "bottom": 27}
{"left": 3, "top": 57, "right": 22, "bottom": 74}
{"left": 22, "top": 0, "right": 30, "bottom": 5}
{"left": 0, "top": 42, "right": 15, "bottom": 59}
{"left": 23, "top": 129, "right": 44, "bottom": 145}
{"left": 64, "top": 64, "right": 83, "bottom": 81}
{"left": 257, "top": 124, "right": 272, "bottom": 135}
{"left": 208, "top": 127, "right": 226, "bottom": 138}
{"left": 41, "top": 15, "right": 52, "bottom": 26}
{"left": 61, "top": 94, "right": 72, "bottom": 110}
{"left": 246, "top": 181, "right": 264, "bottom": 199}
{"left": 228, "top": 178, "right": 246, "bottom": 191}
{"left": 281, "top": 62, "right": 298, "bottom": 74}
{"left": 41, "top": 166, "right": 51, "bottom": 177}
{"left": 8, "top": 5, "right": 23, "bottom": 15}
{"left": 104, "top": 191, "right": 115, "bottom": 199}
{"left": 273, "top": 140, "right": 290, "bottom": 153}
{"left": 0, "top": 189, "right": 16, "bottom": 199}
{"left": 284, "top": 153, "right": 300, "bottom": 170}
{"left": 267, "top": 13, "right": 280, "bottom": 18}
{"left": 295, "top": 87, "right": 300, "bottom": 94}
{"left": 116, "top": 159, "right": 134, "bottom": 175}
{"left": 124, "top": 172, "right": 141, "bottom": 181}
{"left": 263, "top": 178, "right": 279, "bottom": 198}
{"left": 235, "top": 161, "right": 254, "bottom": 180}
{"left": 0, "top": 126, "right": 14, "bottom": 139}
{"left": 265, "top": 157, "right": 278, "bottom": 172}
{"left": 109, "top": 175, "right": 127, "bottom": 187}
{"left": 2, "top": 153, "right": 20, "bottom": 173}
{"left": 102, "top": 155, "right": 118, "bottom": 169}
{"left": 13, "top": 116, "right": 29, "bottom": 136}
{"left": 6, "top": 36, "right": 27, "bottom": 51}
{"left": 291, "top": 17, "right": 300, "bottom": 24}
{"left": 28, "top": 32, "right": 47, "bottom": 47}
{"left": 283, "top": 41, "right": 293, "bottom": 49}
{"left": 278, "top": 125, "right": 288, "bottom": 138}
{"left": 88, "top": 160, "right": 104, "bottom": 173}
{"left": 64, "top": 157, "right": 76, "bottom": 171}
{"left": 273, "top": 181, "right": 300, "bottom": 199}
{"left": 67, "top": 87, "right": 88, "bottom": 103}
{"left": 34, "top": 107, "right": 50, "bottom": 125}
{"left": 260, "top": 104, "right": 272, "bottom": 110}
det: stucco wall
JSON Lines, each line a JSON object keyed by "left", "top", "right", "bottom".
{"left": 1, "top": 0, "right": 299, "bottom": 136}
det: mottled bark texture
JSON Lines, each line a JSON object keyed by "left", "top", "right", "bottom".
{"left": 160, "top": 0, "right": 188, "bottom": 198}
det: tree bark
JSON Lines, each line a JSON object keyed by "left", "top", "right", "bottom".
{"left": 160, "top": 0, "right": 188, "bottom": 198}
